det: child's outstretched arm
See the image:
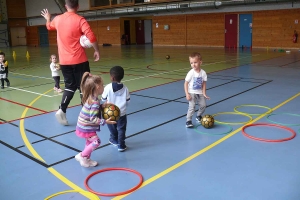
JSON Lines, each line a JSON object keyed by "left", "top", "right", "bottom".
{"left": 202, "top": 81, "right": 210, "bottom": 99}
{"left": 184, "top": 81, "right": 191, "bottom": 101}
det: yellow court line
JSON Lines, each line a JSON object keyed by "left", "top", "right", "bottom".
{"left": 19, "top": 89, "right": 53, "bottom": 161}
{"left": 19, "top": 89, "right": 96, "bottom": 199}
{"left": 112, "top": 92, "right": 300, "bottom": 200}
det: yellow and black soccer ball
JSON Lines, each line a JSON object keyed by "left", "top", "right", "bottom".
{"left": 166, "top": 55, "right": 170, "bottom": 59}
{"left": 201, "top": 114, "right": 214, "bottom": 129}
{"left": 102, "top": 104, "right": 120, "bottom": 121}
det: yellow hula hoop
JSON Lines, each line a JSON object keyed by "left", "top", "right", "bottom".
{"left": 234, "top": 104, "right": 272, "bottom": 116}
{"left": 212, "top": 112, "right": 252, "bottom": 125}
{"left": 44, "top": 190, "right": 100, "bottom": 200}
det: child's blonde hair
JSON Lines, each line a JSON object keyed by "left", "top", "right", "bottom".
{"left": 50, "top": 54, "right": 57, "bottom": 62}
{"left": 81, "top": 72, "right": 103, "bottom": 105}
{"left": 189, "top": 52, "right": 202, "bottom": 61}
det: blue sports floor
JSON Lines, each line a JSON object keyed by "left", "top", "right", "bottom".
{"left": 0, "top": 46, "right": 300, "bottom": 199}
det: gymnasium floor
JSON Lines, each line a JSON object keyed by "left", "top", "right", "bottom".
{"left": 0, "top": 45, "right": 300, "bottom": 200}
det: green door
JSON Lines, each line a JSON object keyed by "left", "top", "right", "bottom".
{"left": 38, "top": 26, "right": 49, "bottom": 46}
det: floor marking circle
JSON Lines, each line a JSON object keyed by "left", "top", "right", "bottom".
{"left": 194, "top": 123, "right": 233, "bottom": 135}
{"left": 242, "top": 123, "right": 296, "bottom": 142}
{"left": 85, "top": 168, "right": 143, "bottom": 196}
{"left": 44, "top": 190, "right": 100, "bottom": 200}
{"left": 266, "top": 112, "right": 300, "bottom": 126}
{"left": 213, "top": 112, "right": 253, "bottom": 125}
{"left": 234, "top": 104, "right": 272, "bottom": 116}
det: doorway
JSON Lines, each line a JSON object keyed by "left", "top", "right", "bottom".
{"left": 135, "top": 20, "right": 145, "bottom": 45}
{"left": 123, "top": 20, "right": 130, "bottom": 45}
{"left": 225, "top": 14, "right": 238, "bottom": 48}
{"left": 239, "top": 14, "right": 252, "bottom": 48}
{"left": 10, "top": 27, "right": 26, "bottom": 46}
{"left": 144, "top": 19, "right": 152, "bottom": 44}
{"left": 38, "top": 26, "right": 49, "bottom": 46}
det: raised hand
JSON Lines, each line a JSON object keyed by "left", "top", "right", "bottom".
{"left": 41, "top": 9, "right": 51, "bottom": 21}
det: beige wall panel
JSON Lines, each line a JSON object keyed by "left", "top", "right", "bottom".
{"left": 153, "top": 15, "right": 186, "bottom": 46}
{"left": 252, "top": 9, "right": 300, "bottom": 48}
{"left": 97, "top": 19, "right": 121, "bottom": 45}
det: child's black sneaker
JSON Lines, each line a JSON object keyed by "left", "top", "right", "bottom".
{"left": 118, "top": 144, "right": 127, "bottom": 152}
{"left": 186, "top": 121, "right": 193, "bottom": 128}
{"left": 196, "top": 116, "right": 202, "bottom": 123}
{"left": 108, "top": 138, "right": 118, "bottom": 147}
{"left": 1, "top": 85, "right": 4, "bottom": 89}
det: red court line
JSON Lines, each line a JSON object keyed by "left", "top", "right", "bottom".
{"left": 0, "top": 97, "right": 47, "bottom": 113}
{"left": 0, "top": 103, "right": 82, "bottom": 125}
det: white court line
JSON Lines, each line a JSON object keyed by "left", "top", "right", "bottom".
{"left": 10, "top": 72, "right": 54, "bottom": 80}
{"left": 123, "top": 55, "right": 260, "bottom": 82}
{"left": 11, "top": 72, "right": 65, "bottom": 82}
{"left": 10, "top": 55, "right": 259, "bottom": 96}
{"left": 10, "top": 87, "right": 53, "bottom": 97}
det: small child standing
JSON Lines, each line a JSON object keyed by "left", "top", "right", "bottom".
{"left": 101, "top": 66, "right": 130, "bottom": 152}
{"left": 49, "top": 54, "right": 62, "bottom": 92}
{"left": 0, "top": 52, "right": 10, "bottom": 89}
{"left": 184, "top": 52, "right": 210, "bottom": 128}
{"left": 75, "top": 72, "right": 116, "bottom": 167}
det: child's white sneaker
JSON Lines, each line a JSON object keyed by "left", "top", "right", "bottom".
{"left": 87, "top": 159, "right": 98, "bottom": 167}
{"left": 75, "top": 153, "right": 89, "bottom": 168}
{"left": 55, "top": 109, "right": 69, "bottom": 125}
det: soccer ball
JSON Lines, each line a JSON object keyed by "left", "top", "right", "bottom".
{"left": 80, "top": 35, "right": 92, "bottom": 48}
{"left": 102, "top": 104, "right": 120, "bottom": 121}
{"left": 55, "top": 63, "right": 60, "bottom": 70}
{"left": 166, "top": 55, "right": 170, "bottom": 59}
{"left": 201, "top": 114, "right": 214, "bottom": 129}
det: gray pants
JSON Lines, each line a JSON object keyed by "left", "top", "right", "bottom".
{"left": 186, "top": 93, "right": 206, "bottom": 121}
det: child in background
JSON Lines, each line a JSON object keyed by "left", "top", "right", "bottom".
{"left": 184, "top": 52, "right": 210, "bottom": 128}
{"left": 101, "top": 66, "right": 130, "bottom": 152}
{"left": 49, "top": 54, "right": 62, "bottom": 92}
{"left": 75, "top": 72, "right": 116, "bottom": 167}
{"left": 0, "top": 52, "right": 10, "bottom": 89}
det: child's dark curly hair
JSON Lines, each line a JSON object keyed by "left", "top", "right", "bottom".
{"left": 110, "top": 66, "right": 124, "bottom": 82}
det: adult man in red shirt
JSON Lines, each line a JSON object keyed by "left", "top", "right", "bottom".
{"left": 41, "top": 0, "right": 100, "bottom": 125}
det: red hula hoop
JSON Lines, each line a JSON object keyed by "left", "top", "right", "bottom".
{"left": 242, "top": 123, "right": 296, "bottom": 142}
{"left": 84, "top": 167, "right": 143, "bottom": 196}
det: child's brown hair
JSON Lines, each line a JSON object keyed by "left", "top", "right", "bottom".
{"left": 189, "top": 52, "right": 202, "bottom": 61}
{"left": 80, "top": 72, "right": 103, "bottom": 105}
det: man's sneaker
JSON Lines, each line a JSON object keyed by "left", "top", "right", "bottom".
{"left": 7, "top": 82, "right": 10, "bottom": 87}
{"left": 87, "top": 159, "right": 98, "bottom": 167}
{"left": 196, "top": 116, "right": 202, "bottom": 123}
{"left": 186, "top": 121, "right": 194, "bottom": 128}
{"left": 109, "top": 138, "right": 118, "bottom": 147}
{"left": 1, "top": 86, "right": 4, "bottom": 89}
{"left": 55, "top": 109, "right": 69, "bottom": 125}
{"left": 75, "top": 153, "right": 89, "bottom": 167}
{"left": 118, "top": 145, "right": 127, "bottom": 152}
